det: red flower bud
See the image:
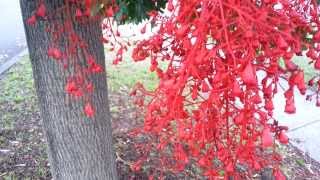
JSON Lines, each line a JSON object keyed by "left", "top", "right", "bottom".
{"left": 106, "top": 7, "right": 114, "bottom": 17}
{"left": 284, "top": 98, "right": 296, "bottom": 114}
{"left": 232, "top": 80, "right": 242, "bottom": 97}
{"left": 265, "top": 99, "right": 274, "bottom": 111}
{"left": 27, "top": 15, "right": 37, "bottom": 25}
{"left": 262, "top": 128, "right": 273, "bottom": 148}
{"left": 241, "top": 63, "right": 257, "bottom": 86}
{"left": 279, "top": 131, "right": 289, "bottom": 144}
{"left": 167, "top": 0, "right": 174, "bottom": 11}
{"left": 314, "top": 59, "right": 320, "bottom": 70}
{"left": 274, "top": 169, "right": 286, "bottom": 180}
{"left": 84, "top": 103, "right": 95, "bottom": 118}
{"left": 140, "top": 25, "right": 146, "bottom": 34}
{"left": 75, "top": 9, "right": 83, "bottom": 19}
{"left": 36, "top": 4, "right": 46, "bottom": 18}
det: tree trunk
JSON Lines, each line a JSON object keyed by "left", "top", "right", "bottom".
{"left": 20, "top": 1, "right": 118, "bottom": 179}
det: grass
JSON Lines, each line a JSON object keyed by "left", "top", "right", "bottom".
{"left": 292, "top": 55, "right": 318, "bottom": 81}
{"left": 0, "top": 51, "right": 158, "bottom": 128}
{"left": 105, "top": 54, "right": 159, "bottom": 92}
{"left": 279, "top": 55, "right": 318, "bottom": 82}
{"left": 0, "top": 50, "right": 159, "bottom": 100}
{"left": 0, "top": 56, "right": 35, "bottom": 104}
{"left": 0, "top": 56, "right": 36, "bottom": 129}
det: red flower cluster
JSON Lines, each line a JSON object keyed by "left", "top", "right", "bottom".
{"left": 27, "top": 0, "right": 320, "bottom": 179}
{"left": 27, "top": 2, "right": 46, "bottom": 25}
{"left": 130, "top": 0, "right": 320, "bottom": 179}
{"left": 27, "top": 0, "right": 125, "bottom": 118}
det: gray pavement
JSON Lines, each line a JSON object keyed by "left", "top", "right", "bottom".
{"left": 0, "top": 0, "right": 26, "bottom": 67}
{"left": 273, "top": 80, "right": 320, "bottom": 162}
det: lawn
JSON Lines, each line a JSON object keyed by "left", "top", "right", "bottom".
{"left": 292, "top": 55, "right": 319, "bottom": 81}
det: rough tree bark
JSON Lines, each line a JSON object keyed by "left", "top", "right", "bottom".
{"left": 20, "top": 1, "right": 118, "bottom": 179}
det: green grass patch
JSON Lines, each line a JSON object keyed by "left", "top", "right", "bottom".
{"left": 295, "top": 158, "right": 305, "bottom": 166}
{"left": 105, "top": 50, "right": 160, "bottom": 92}
{"left": 292, "top": 55, "right": 318, "bottom": 81}
{"left": 0, "top": 52, "right": 159, "bottom": 129}
{"left": 0, "top": 56, "right": 36, "bottom": 129}
{"left": 279, "top": 55, "right": 318, "bottom": 82}
{"left": 106, "top": 59, "right": 159, "bottom": 92}
{"left": 0, "top": 56, "right": 35, "bottom": 104}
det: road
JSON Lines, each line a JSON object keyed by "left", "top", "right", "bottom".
{"left": 0, "top": 0, "right": 26, "bottom": 66}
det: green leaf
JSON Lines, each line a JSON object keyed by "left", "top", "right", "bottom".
{"left": 116, "top": 0, "right": 167, "bottom": 24}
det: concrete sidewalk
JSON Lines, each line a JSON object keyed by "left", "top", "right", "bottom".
{"left": 0, "top": 0, "right": 26, "bottom": 66}
{"left": 273, "top": 82, "right": 320, "bottom": 162}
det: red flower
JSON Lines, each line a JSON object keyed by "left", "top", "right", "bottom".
{"left": 284, "top": 98, "right": 296, "bottom": 114}
{"left": 277, "top": 36, "right": 288, "bottom": 50}
{"left": 279, "top": 131, "right": 289, "bottom": 144}
{"left": 85, "top": 0, "right": 91, "bottom": 9}
{"left": 132, "top": 46, "right": 149, "bottom": 61}
{"left": 36, "top": 4, "right": 46, "bottom": 18}
{"left": 315, "top": 59, "right": 320, "bottom": 70}
{"left": 265, "top": 99, "right": 274, "bottom": 111}
{"left": 201, "top": 81, "right": 210, "bottom": 92}
{"left": 262, "top": 128, "right": 273, "bottom": 148}
{"left": 27, "top": 15, "right": 37, "bottom": 25}
{"left": 65, "top": 81, "right": 77, "bottom": 94}
{"left": 84, "top": 103, "right": 95, "bottom": 118}
{"left": 232, "top": 80, "right": 242, "bottom": 97}
{"left": 274, "top": 169, "right": 286, "bottom": 180}
{"left": 105, "top": 7, "right": 114, "bottom": 17}
{"left": 140, "top": 25, "right": 146, "bottom": 34}
{"left": 75, "top": 9, "right": 83, "bottom": 19}
{"left": 90, "top": 64, "right": 103, "bottom": 73}
{"left": 191, "top": 86, "right": 198, "bottom": 100}
{"left": 241, "top": 63, "right": 257, "bottom": 86}
{"left": 48, "top": 48, "right": 62, "bottom": 60}
{"left": 167, "top": 0, "right": 174, "bottom": 11}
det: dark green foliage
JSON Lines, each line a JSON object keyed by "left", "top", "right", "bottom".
{"left": 116, "top": 0, "right": 167, "bottom": 23}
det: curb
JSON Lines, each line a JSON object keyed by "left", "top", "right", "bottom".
{"left": 0, "top": 49, "right": 28, "bottom": 77}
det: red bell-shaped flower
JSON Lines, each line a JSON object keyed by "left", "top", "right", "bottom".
{"left": 262, "top": 128, "right": 273, "bottom": 148}
{"left": 315, "top": 59, "right": 320, "bottom": 70}
{"left": 274, "top": 169, "right": 286, "bottom": 180}
{"left": 84, "top": 103, "right": 95, "bottom": 118}
{"left": 284, "top": 98, "right": 296, "bottom": 114}
{"left": 279, "top": 131, "right": 289, "bottom": 144}
{"left": 232, "top": 80, "right": 242, "bottom": 97}
{"left": 36, "top": 4, "right": 46, "bottom": 18}
{"left": 241, "top": 63, "right": 257, "bottom": 86}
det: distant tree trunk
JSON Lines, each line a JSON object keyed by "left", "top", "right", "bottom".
{"left": 20, "top": 1, "right": 118, "bottom": 179}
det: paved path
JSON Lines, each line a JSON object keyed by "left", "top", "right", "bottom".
{"left": 0, "top": 0, "right": 26, "bottom": 68}
{"left": 273, "top": 80, "right": 320, "bottom": 162}
{"left": 0, "top": 49, "right": 28, "bottom": 78}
